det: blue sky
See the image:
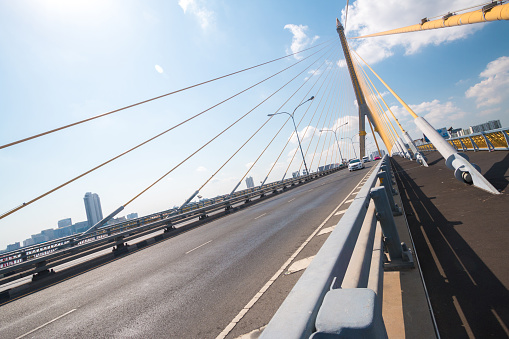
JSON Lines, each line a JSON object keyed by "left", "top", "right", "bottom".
{"left": 1, "top": 0, "right": 508, "bottom": 249}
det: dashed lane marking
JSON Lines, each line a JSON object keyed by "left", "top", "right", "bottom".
{"left": 185, "top": 240, "right": 212, "bottom": 254}
{"left": 318, "top": 226, "right": 335, "bottom": 236}
{"left": 16, "top": 309, "right": 77, "bottom": 339}
{"left": 254, "top": 213, "right": 266, "bottom": 220}
{"left": 216, "top": 167, "right": 376, "bottom": 339}
{"left": 287, "top": 198, "right": 296, "bottom": 203}
{"left": 285, "top": 256, "right": 315, "bottom": 275}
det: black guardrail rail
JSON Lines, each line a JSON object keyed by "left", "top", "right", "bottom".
{"left": 0, "top": 165, "right": 346, "bottom": 284}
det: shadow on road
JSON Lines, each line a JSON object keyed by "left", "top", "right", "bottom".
{"left": 392, "top": 157, "right": 509, "bottom": 338}
{"left": 484, "top": 152, "right": 509, "bottom": 191}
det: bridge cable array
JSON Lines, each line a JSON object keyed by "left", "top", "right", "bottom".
{"left": 0, "top": 39, "right": 335, "bottom": 151}
{"left": 0, "top": 40, "right": 338, "bottom": 221}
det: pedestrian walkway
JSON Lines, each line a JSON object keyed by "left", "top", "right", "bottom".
{"left": 391, "top": 150, "right": 509, "bottom": 338}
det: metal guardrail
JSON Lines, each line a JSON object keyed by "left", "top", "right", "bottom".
{"left": 0, "top": 165, "right": 347, "bottom": 284}
{"left": 416, "top": 127, "right": 509, "bottom": 152}
{"left": 260, "top": 155, "right": 413, "bottom": 338}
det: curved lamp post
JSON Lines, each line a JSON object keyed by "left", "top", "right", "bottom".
{"left": 341, "top": 136, "right": 358, "bottom": 159}
{"left": 319, "top": 122, "right": 348, "bottom": 165}
{"left": 268, "top": 96, "right": 314, "bottom": 175}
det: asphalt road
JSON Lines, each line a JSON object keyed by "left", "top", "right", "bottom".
{"left": 0, "top": 163, "right": 376, "bottom": 339}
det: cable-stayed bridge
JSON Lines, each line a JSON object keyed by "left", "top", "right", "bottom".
{"left": 1, "top": 2, "right": 508, "bottom": 338}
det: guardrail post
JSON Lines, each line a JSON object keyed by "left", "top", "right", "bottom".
{"left": 380, "top": 162, "right": 395, "bottom": 183}
{"left": 370, "top": 187, "right": 413, "bottom": 269}
{"left": 481, "top": 132, "right": 495, "bottom": 151}
{"left": 503, "top": 130, "right": 509, "bottom": 148}
{"left": 377, "top": 171, "right": 402, "bottom": 216}
{"left": 468, "top": 136, "right": 479, "bottom": 151}
{"left": 311, "top": 288, "right": 387, "bottom": 338}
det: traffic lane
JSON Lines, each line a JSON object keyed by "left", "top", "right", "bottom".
{"left": 0, "top": 167, "right": 371, "bottom": 338}
{"left": 3, "top": 168, "right": 370, "bottom": 339}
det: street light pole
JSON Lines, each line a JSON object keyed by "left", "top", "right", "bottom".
{"left": 342, "top": 136, "right": 358, "bottom": 158}
{"left": 268, "top": 96, "right": 314, "bottom": 175}
{"left": 319, "top": 121, "right": 348, "bottom": 166}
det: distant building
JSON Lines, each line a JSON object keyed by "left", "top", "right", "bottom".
{"left": 23, "top": 238, "right": 35, "bottom": 247}
{"left": 84, "top": 192, "right": 103, "bottom": 228}
{"left": 73, "top": 221, "right": 89, "bottom": 233}
{"left": 6, "top": 242, "right": 20, "bottom": 252}
{"left": 41, "top": 229, "right": 55, "bottom": 239}
{"left": 31, "top": 233, "right": 48, "bottom": 245}
{"left": 470, "top": 120, "right": 501, "bottom": 133}
{"left": 448, "top": 120, "right": 502, "bottom": 138}
{"left": 58, "top": 218, "right": 72, "bottom": 228}
{"left": 245, "top": 176, "right": 254, "bottom": 189}
{"left": 126, "top": 213, "right": 138, "bottom": 220}
{"left": 55, "top": 226, "right": 73, "bottom": 238}
{"left": 435, "top": 127, "right": 449, "bottom": 139}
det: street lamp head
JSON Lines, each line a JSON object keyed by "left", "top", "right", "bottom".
{"left": 267, "top": 113, "right": 275, "bottom": 117}
{"left": 309, "top": 96, "right": 315, "bottom": 101}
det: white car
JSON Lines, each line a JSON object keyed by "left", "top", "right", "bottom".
{"left": 362, "top": 156, "right": 370, "bottom": 162}
{"left": 348, "top": 158, "right": 365, "bottom": 171}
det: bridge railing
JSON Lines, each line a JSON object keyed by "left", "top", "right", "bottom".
{"left": 261, "top": 155, "right": 413, "bottom": 338}
{"left": 416, "top": 127, "right": 509, "bottom": 152}
{"left": 0, "top": 164, "right": 346, "bottom": 284}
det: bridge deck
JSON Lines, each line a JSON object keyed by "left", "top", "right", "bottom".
{"left": 392, "top": 151, "right": 509, "bottom": 338}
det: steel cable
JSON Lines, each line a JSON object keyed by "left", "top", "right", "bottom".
{"left": 0, "top": 39, "right": 335, "bottom": 150}
{"left": 0, "top": 41, "right": 335, "bottom": 220}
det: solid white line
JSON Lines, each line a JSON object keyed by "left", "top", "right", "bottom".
{"left": 254, "top": 213, "right": 266, "bottom": 220}
{"left": 287, "top": 198, "right": 296, "bottom": 203}
{"left": 16, "top": 309, "right": 76, "bottom": 339}
{"left": 185, "top": 240, "right": 212, "bottom": 254}
{"left": 216, "top": 168, "right": 375, "bottom": 339}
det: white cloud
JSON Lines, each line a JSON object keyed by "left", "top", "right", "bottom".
{"left": 465, "top": 56, "right": 509, "bottom": 108}
{"left": 480, "top": 107, "right": 501, "bottom": 116}
{"left": 344, "top": 0, "right": 482, "bottom": 64}
{"left": 289, "top": 125, "right": 318, "bottom": 144}
{"left": 284, "top": 24, "right": 319, "bottom": 59}
{"left": 155, "top": 64, "right": 164, "bottom": 73}
{"left": 178, "top": 0, "right": 214, "bottom": 30}
{"left": 410, "top": 99, "right": 466, "bottom": 127}
{"left": 196, "top": 166, "right": 207, "bottom": 172}
{"left": 337, "top": 59, "right": 347, "bottom": 68}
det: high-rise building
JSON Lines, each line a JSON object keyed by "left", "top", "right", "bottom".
{"left": 58, "top": 218, "right": 72, "bottom": 228}
{"left": 84, "top": 192, "right": 103, "bottom": 228}
{"left": 126, "top": 213, "right": 138, "bottom": 220}
{"left": 245, "top": 176, "right": 255, "bottom": 189}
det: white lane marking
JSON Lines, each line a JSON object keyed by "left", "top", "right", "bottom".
{"left": 16, "top": 309, "right": 76, "bottom": 339}
{"left": 345, "top": 198, "right": 354, "bottom": 204}
{"left": 236, "top": 325, "right": 267, "bottom": 338}
{"left": 318, "top": 226, "right": 335, "bottom": 236}
{"left": 287, "top": 198, "right": 296, "bottom": 203}
{"left": 285, "top": 256, "right": 315, "bottom": 274}
{"left": 335, "top": 209, "right": 347, "bottom": 216}
{"left": 307, "top": 189, "right": 314, "bottom": 192}
{"left": 254, "top": 213, "right": 266, "bottom": 220}
{"left": 216, "top": 168, "right": 374, "bottom": 339}
{"left": 185, "top": 240, "right": 212, "bottom": 254}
